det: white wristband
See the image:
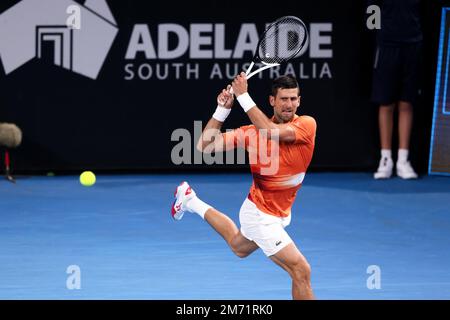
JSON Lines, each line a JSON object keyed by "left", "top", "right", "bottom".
{"left": 236, "top": 92, "right": 256, "bottom": 112}
{"left": 212, "top": 105, "right": 231, "bottom": 122}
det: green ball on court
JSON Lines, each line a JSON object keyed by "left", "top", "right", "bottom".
{"left": 80, "top": 171, "right": 96, "bottom": 187}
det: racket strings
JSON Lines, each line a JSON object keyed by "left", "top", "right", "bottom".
{"left": 258, "top": 17, "right": 307, "bottom": 64}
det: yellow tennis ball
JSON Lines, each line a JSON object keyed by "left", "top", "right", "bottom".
{"left": 80, "top": 171, "right": 96, "bottom": 187}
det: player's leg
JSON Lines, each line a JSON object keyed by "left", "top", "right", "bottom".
{"left": 270, "top": 242, "right": 314, "bottom": 300}
{"left": 204, "top": 208, "right": 259, "bottom": 258}
{"left": 240, "top": 202, "right": 314, "bottom": 300}
{"left": 171, "top": 181, "right": 258, "bottom": 258}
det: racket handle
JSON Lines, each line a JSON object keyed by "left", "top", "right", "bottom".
{"left": 228, "top": 62, "right": 255, "bottom": 96}
{"left": 229, "top": 61, "right": 255, "bottom": 94}
{"left": 245, "top": 62, "right": 254, "bottom": 76}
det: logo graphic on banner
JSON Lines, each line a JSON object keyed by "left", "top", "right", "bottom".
{"left": 0, "top": 0, "right": 118, "bottom": 79}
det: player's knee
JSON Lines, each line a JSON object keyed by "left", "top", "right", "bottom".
{"left": 229, "top": 234, "right": 251, "bottom": 258}
{"left": 236, "top": 251, "right": 249, "bottom": 258}
{"left": 231, "top": 247, "right": 250, "bottom": 258}
{"left": 230, "top": 243, "right": 250, "bottom": 258}
{"left": 291, "top": 260, "right": 311, "bottom": 283}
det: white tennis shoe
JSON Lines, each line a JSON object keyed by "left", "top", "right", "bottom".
{"left": 396, "top": 161, "right": 418, "bottom": 179}
{"left": 374, "top": 157, "right": 393, "bottom": 179}
{"left": 171, "top": 181, "right": 196, "bottom": 220}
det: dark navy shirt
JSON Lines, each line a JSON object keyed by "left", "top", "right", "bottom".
{"left": 369, "top": 0, "right": 423, "bottom": 44}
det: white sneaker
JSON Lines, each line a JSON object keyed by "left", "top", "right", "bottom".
{"left": 374, "top": 157, "right": 393, "bottom": 179}
{"left": 171, "top": 181, "right": 196, "bottom": 220}
{"left": 396, "top": 161, "right": 418, "bottom": 179}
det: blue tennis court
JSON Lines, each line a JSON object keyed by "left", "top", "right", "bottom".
{"left": 1, "top": 173, "right": 449, "bottom": 299}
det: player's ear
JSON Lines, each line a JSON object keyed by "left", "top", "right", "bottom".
{"left": 269, "top": 95, "right": 275, "bottom": 107}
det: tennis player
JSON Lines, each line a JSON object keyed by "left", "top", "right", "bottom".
{"left": 171, "top": 73, "right": 316, "bottom": 300}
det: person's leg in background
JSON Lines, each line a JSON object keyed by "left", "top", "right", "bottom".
{"left": 396, "top": 100, "right": 418, "bottom": 179}
{"left": 372, "top": 45, "right": 399, "bottom": 179}
{"left": 395, "top": 42, "right": 422, "bottom": 179}
{"left": 374, "top": 103, "right": 395, "bottom": 179}
{"left": 398, "top": 101, "right": 413, "bottom": 151}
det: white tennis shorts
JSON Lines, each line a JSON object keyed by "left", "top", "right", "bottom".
{"left": 239, "top": 197, "right": 293, "bottom": 257}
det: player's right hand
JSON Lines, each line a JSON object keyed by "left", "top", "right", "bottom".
{"left": 217, "top": 85, "right": 234, "bottom": 109}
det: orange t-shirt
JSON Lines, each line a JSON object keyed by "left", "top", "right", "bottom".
{"left": 223, "top": 115, "right": 316, "bottom": 218}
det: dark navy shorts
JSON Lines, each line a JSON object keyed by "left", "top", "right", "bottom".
{"left": 371, "top": 42, "right": 422, "bottom": 106}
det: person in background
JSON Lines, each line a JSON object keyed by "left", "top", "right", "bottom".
{"left": 370, "top": 0, "right": 423, "bottom": 179}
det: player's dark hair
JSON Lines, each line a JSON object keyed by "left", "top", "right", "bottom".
{"left": 271, "top": 75, "right": 300, "bottom": 96}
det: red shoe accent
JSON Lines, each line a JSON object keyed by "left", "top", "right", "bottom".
{"left": 185, "top": 186, "right": 192, "bottom": 196}
{"left": 171, "top": 200, "right": 176, "bottom": 215}
{"left": 171, "top": 201, "right": 182, "bottom": 217}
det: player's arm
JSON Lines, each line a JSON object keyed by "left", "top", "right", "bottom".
{"left": 196, "top": 118, "right": 225, "bottom": 154}
{"left": 196, "top": 86, "right": 235, "bottom": 153}
{"left": 231, "top": 72, "right": 296, "bottom": 143}
{"left": 246, "top": 107, "right": 296, "bottom": 143}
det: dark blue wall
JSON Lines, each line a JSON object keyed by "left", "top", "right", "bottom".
{"left": 0, "top": 0, "right": 444, "bottom": 173}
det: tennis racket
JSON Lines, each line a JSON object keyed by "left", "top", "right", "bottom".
{"left": 228, "top": 15, "right": 308, "bottom": 95}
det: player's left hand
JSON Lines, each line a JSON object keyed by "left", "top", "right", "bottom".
{"left": 217, "top": 85, "right": 234, "bottom": 109}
